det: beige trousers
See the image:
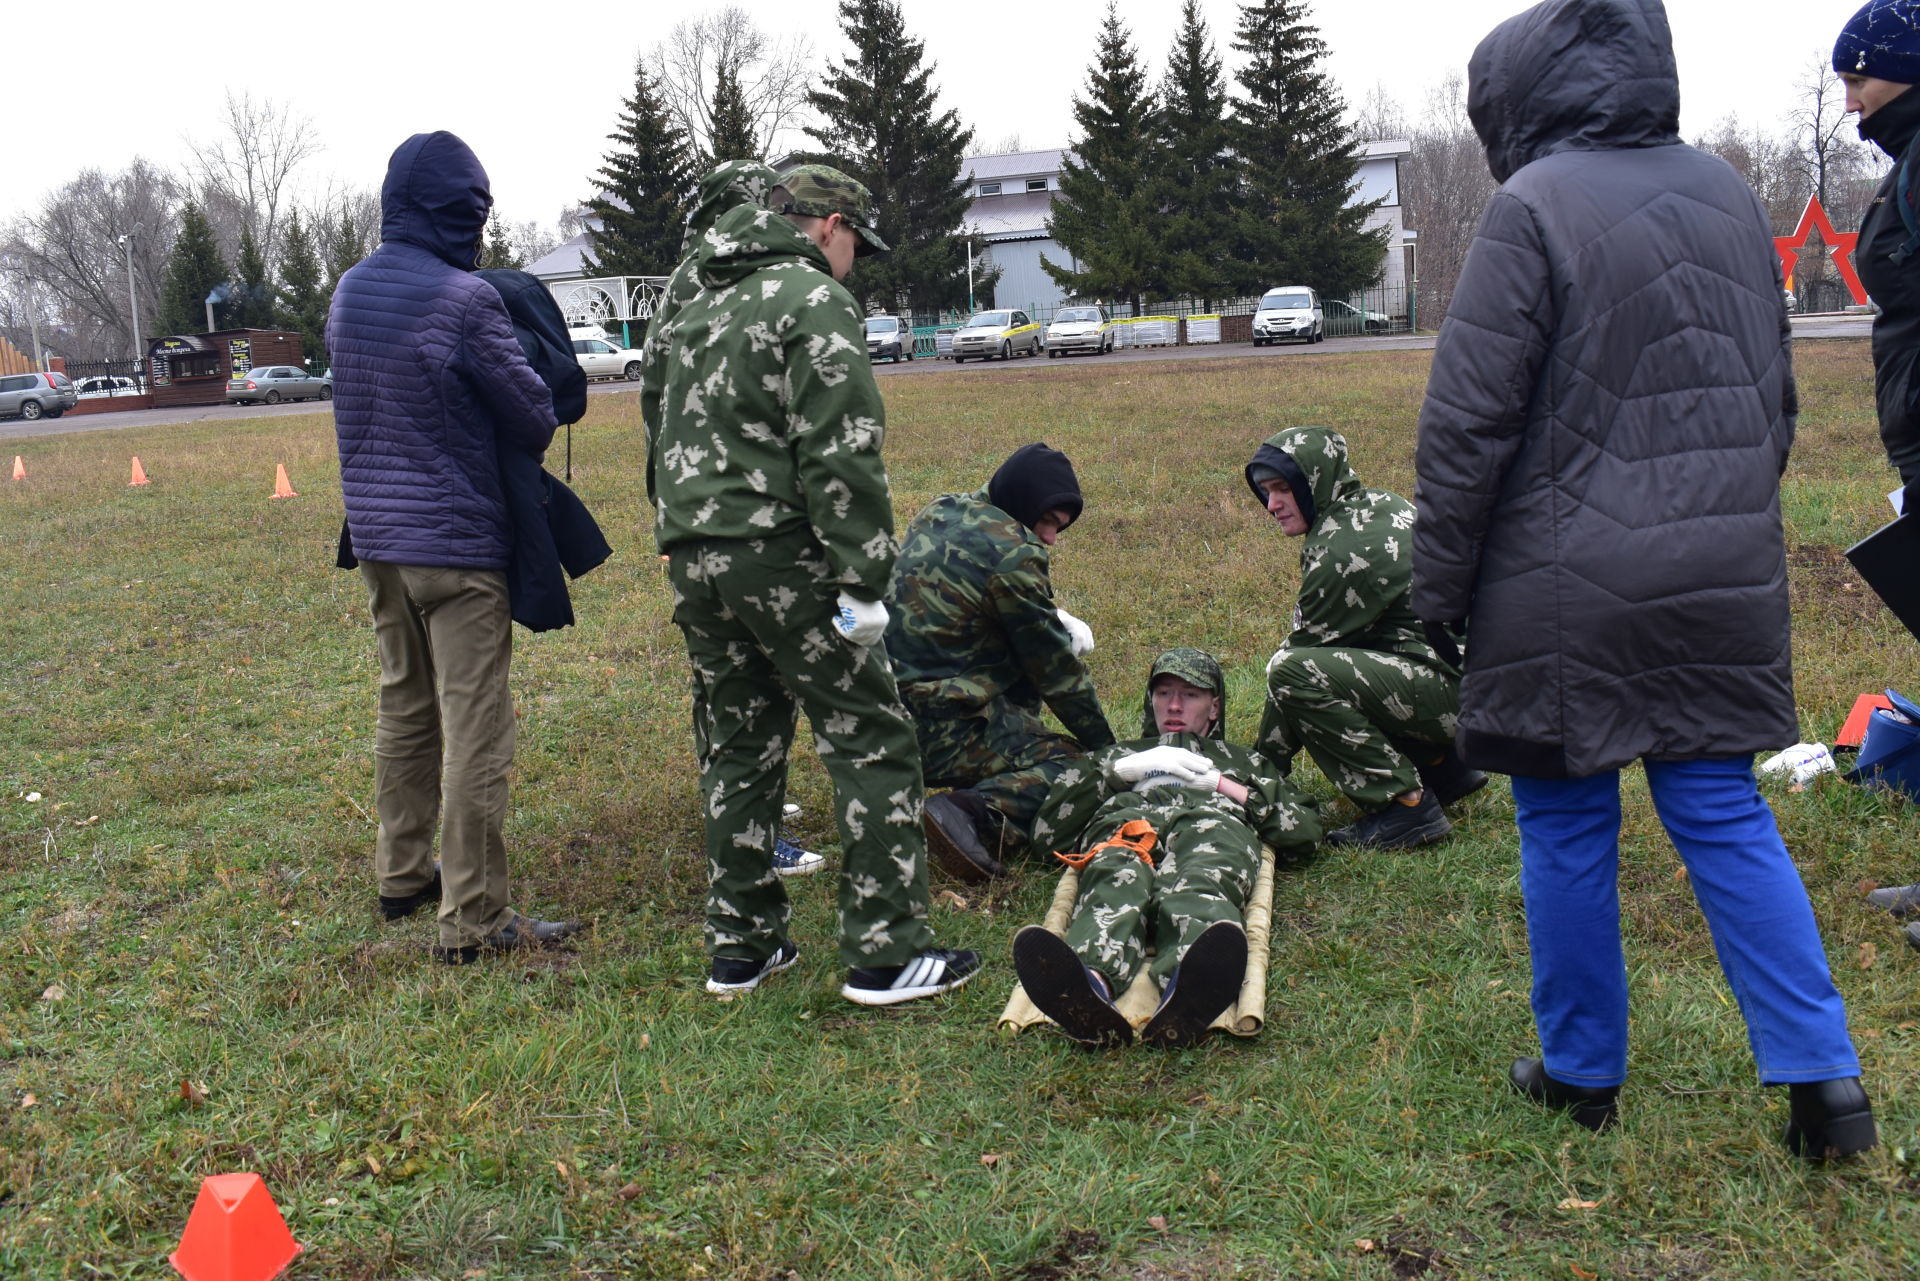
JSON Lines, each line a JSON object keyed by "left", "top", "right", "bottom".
{"left": 361, "top": 562, "right": 515, "bottom": 947}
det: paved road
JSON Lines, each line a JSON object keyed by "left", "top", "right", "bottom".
{"left": 0, "top": 313, "right": 1873, "bottom": 442}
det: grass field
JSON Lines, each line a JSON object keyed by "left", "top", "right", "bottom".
{"left": 2, "top": 341, "right": 1917, "bottom": 1279}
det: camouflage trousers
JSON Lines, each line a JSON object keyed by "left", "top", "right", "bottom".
{"left": 1063, "top": 799, "right": 1262, "bottom": 989}
{"left": 905, "top": 696, "right": 1084, "bottom": 839}
{"left": 668, "top": 530, "right": 933, "bottom": 968}
{"left": 1257, "top": 645, "right": 1460, "bottom": 811}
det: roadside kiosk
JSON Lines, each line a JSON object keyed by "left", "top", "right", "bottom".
{"left": 147, "top": 329, "right": 304, "bottom": 408}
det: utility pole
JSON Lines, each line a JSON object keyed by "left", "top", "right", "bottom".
{"left": 1, "top": 254, "right": 46, "bottom": 370}
{"left": 118, "top": 229, "right": 142, "bottom": 366}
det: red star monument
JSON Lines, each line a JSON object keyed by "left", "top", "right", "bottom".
{"left": 1775, "top": 194, "right": 1866, "bottom": 306}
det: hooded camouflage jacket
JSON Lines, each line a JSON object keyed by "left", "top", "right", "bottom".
{"left": 642, "top": 202, "right": 897, "bottom": 600}
{"left": 885, "top": 489, "right": 1114, "bottom": 749}
{"left": 1028, "top": 648, "right": 1319, "bottom": 861}
{"left": 1250, "top": 427, "right": 1454, "bottom": 674}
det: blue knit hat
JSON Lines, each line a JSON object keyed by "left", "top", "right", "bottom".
{"left": 1835, "top": 0, "right": 1920, "bottom": 84}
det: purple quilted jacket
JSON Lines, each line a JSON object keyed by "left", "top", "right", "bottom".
{"left": 327, "top": 131, "right": 557, "bottom": 569}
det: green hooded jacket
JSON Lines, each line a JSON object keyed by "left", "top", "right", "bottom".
{"left": 642, "top": 201, "right": 898, "bottom": 600}
{"left": 885, "top": 489, "right": 1114, "bottom": 750}
{"left": 1248, "top": 427, "right": 1455, "bottom": 673}
{"left": 1028, "top": 648, "right": 1320, "bottom": 861}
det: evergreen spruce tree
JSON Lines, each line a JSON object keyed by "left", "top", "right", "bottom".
{"left": 1041, "top": 1, "right": 1164, "bottom": 316}
{"left": 804, "top": 0, "right": 978, "bottom": 316}
{"left": 327, "top": 209, "right": 366, "bottom": 293}
{"left": 479, "top": 209, "right": 524, "bottom": 270}
{"left": 585, "top": 60, "right": 693, "bottom": 278}
{"left": 1227, "top": 0, "right": 1386, "bottom": 297}
{"left": 157, "top": 200, "right": 229, "bottom": 335}
{"left": 275, "top": 210, "right": 330, "bottom": 368}
{"left": 232, "top": 227, "right": 272, "bottom": 329}
{"left": 1154, "top": 0, "right": 1237, "bottom": 308}
{"left": 707, "top": 62, "right": 758, "bottom": 164}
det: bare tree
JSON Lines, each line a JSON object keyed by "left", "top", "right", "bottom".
{"left": 971, "top": 131, "right": 1027, "bottom": 156}
{"left": 187, "top": 91, "right": 322, "bottom": 264}
{"left": 510, "top": 218, "right": 565, "bottom": 268}
{"left": 1351, "top": 81, "right": 1410, "bottom": 142}
{"left": 1400, "top": 72, "right": 1497, "bottom": 326}
{"left": 1787, "top": 56, "right": 1865, "bottom": 211}
{"left": 1695, "top": 112, "right": 1808, "bottom": 231}
{"left": 300, "top": 183, "right": 382, "bottom": 278}
{"left": 556, "top": 203, "right": 590, "bottom": 239}
{"left": 647, "top": 8, "right": 814, "bottom": 164}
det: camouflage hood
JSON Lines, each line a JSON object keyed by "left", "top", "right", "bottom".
{"left": 1140, "top": 647, "right": 1227, "bottom": 740}
{"left": 695, "top": 201, "right": 833, "bottom": 291}
{"left": 681, "top": 161, "right": 778, "bottom": 254}
{"left": 1246, "top": 427, "right": 1365, "bottom": 532}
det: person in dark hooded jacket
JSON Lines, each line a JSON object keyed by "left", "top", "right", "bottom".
{"left": 328, "top": 131, "right": 578, "bottom": 964}
{"left": 1412, "top": 0, "right": 1871, "bottom": 1158}
{"left": 1013, "top": 649, "right": 1319, "bottom": 1049}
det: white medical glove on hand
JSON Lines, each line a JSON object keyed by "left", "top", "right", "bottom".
{"left": 1057, "top": 608, "right": 1096, "bottom": 657}
{"left": 1134, "top": 766, "right": 1224, "bottom": 793}
{"left": 832, "top": 591, "right": 889, "bottom": 647}
{"left": 1111, "top": 744, "right": 1214, "bottom": 785}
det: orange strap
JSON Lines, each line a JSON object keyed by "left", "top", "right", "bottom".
{"left": 1055, "top": 817, "right": 1158, "bottom": 871}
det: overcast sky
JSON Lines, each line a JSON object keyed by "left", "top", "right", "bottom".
{"left": 5, "top": 0, "right": 1867, "bottom": 232}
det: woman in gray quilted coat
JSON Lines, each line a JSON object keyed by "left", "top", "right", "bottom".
{"left": 1411, "top": 0, "right": 1872, "bottom": 1159}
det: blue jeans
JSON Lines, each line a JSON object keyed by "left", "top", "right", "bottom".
{"left": 1512, "top": 757, "right": 1859, "bottom": 1088}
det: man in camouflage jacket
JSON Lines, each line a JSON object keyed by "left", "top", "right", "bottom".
{"left": 1245, "top": 427, "right": 1480, "bottom": 849}
{"left": 1013, "top": 648, "right": 1321, "bottom": 1048}
{"left": 885, "top": 443, "right": 1115, "bottom": 881}
{"left": 643, "top": 165, "right": 978, "bottom": 1007}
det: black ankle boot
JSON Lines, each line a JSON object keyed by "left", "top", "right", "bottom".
{"left": 1508, "top": 1057, "right": 1619, "bottom": 1132}
{"left": 1783, "top": 1078, "right": 1876, "bottom": 1161}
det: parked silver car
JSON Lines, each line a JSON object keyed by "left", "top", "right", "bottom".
{"left": 0, "top": 371, "right": 77, "bottom": 420}
{"left": 1044, "top": 305, "right": 1112, "bottom": 357}
{"left": 229, "top": 365, "right": 332, "bottom": 404}
{"left": 950, "top": 309, "right": 1042, "bottom": 362}
{"left": 865, "top": 315, "right": 912, "bottom": 362}
{"left": 1323, "top": 298, "right": 1390, "bottom": 335}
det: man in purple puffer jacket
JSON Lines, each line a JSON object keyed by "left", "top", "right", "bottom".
{"left": 328, "top": 131, "right": 579, "bottom": 964}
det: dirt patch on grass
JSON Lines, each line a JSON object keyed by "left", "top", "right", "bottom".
{"left": 1789, "top": 544, "right": 1882, "bottom": 624}
{"left": 1007, "top": 1229, "right": 1106, "bottom": 1279}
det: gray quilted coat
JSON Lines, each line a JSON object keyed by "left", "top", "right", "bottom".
{"left": 1411, "top": 0, "right": 1799, "bottom": 780}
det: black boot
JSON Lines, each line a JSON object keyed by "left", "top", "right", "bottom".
{"left": 923, "top": 789, "right": 1007, "bottom": 881}
{"left": 1326, "top": 791, "right": 1452, "bottom": 849}
{"left": 379, "top": 862, "right": 442, "bottom": 921}
{"left": 1012, "top": 926, "right": 1131, "bottom": 1047}
{"left": 1508, "top": 1057, "right": 1619, "bottom": 1132}
{"left": 1417, "top": 748, "right": 1488, "bottom": 808}
{"left": 1783, "top": 1077, "right": 1877, "bottom": 1161}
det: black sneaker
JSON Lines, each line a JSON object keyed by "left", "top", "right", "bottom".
{"left": 1325, "top": 791, "right": 1453, "bottom": 849}
{"left": 434, "top": 913, "right": 583, "bottom": 965}
{"left": 1866, "top": 883, "right": 1920, "bottom": 918}
{"left": 1783, "top": 1077, "right": 1877, "bottom": 1161}
{"left": 1141, "top": 920, "right": 1247, "bottom": 1049}
{"left": 841, "top": 948, "right": 982, "bottom": 1006}
{"left": 1417, "top": 749, "right": 1488, "bottom": 809}
{"left": 1508, "top": 1057, "right": 1619, "bottom": 1132}
{"left": 706, "top": 940, "right": 801, "bottom": 996}
{"left": 380, "top": 862, "right": 442, "bottom": 921}
{"left": 1012, "top": 925, "right": 1132, "bottom": 1047}
{"left": 923, "top": 792, "right": 1006, "bottom": 882}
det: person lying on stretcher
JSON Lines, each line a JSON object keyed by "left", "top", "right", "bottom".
{"left": 1014, "top": 648, "right": 1321, "bottom": 1048}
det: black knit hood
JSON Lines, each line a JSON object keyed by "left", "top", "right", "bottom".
{"left": 987, "top": 443, "right": 1083, "bottom": 531}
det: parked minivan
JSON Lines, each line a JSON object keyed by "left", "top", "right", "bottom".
{"left": 1252, "top": 286, "right": 1323, "bottom": 346}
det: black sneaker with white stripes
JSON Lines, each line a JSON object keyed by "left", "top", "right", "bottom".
{"left": 841, "top": 948, "right": 982, "bottom": 1007}
{"left": 706, "top": 940, "right": 800, "bottom": 996}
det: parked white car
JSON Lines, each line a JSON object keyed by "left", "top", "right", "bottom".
{"left": 573, "top": 337, "right": 644, "bottom": 381}
{"left": 950, "top": 309, "right": 1042, "bottom": 362}
{"left": 1044, "top": 306, "right": 1112, "bottom": 357}
{"left": 1252, "top": 286, "right": 1323, "bottom": 346}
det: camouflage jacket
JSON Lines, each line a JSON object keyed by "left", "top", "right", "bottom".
{"left": 1027, "top": 733, "right": 1321, "bottom": 863}
{"left": 640, "top": 162, "right": 777, "bottom": 497}
{"left": 1260, "top": 427, "right": 1456, "bottom": 673}
{"left": 885, "top": 490, "right": 1114, "bottom": 749}
{"left": 642, "top": 202, "right": 897, "bottom": 600}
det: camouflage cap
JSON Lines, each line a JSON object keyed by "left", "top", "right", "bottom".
{"left": 772, "top": 164, "right": 889, "bottom": 256}
{"left": 1141, "top": 647, "right": 1227, "bottom": 740}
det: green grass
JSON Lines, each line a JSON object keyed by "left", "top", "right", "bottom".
{"left": 2, "top": 341, "right": 1917, "bottom": 1279}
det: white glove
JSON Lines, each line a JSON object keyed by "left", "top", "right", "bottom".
{"left": 1111, "top": 745, "right": 1214, "bottom": 785}
{"left": 1057, "top": 608, "right": 1096, "bottom": 657}
{"left": 832, "top": 591, "right": 889, "bottom": 647}
{"left": 1135, "top": 766, "right": 1223, "bottom": 793}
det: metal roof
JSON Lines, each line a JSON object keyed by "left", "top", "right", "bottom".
{"left": 962, "top": 149, "right": 1071, "bottom": 183}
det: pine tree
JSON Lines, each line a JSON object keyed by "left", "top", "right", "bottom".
{"left": 707, "top": 62, "right": 758, "bottom": 164}
{"left": 327, "top": 208, "right": 366, "bottom": 293}
{"left": 231, "top": 227, "right": 272, "bottom": 329}
{"left": 479, "top": 209, "right": 524, "bottom": 270}
{"left": 275, "top": 210, "right": 330, "bottom": 368}
{"left": 157, "top": 200, "right": 229, "bottom": 336}
{"left": 586, "top": 60, "right": 693, "bottom": 278}
{"left": 1154, "top": 0, "right": 1237, "bottom": 308}
{"left": 804, "top": 0, "right": 978, "bottom": 316}
{"left": 1227, "top": 0, "right": 1386, "bottom": 297}
{"left": 1041, "top": 2, "right": 1164, "bottom": 315}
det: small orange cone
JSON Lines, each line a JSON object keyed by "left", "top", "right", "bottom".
{"left": 270, "top": 464, "right": 298, "bottom": 499}
{"left": 10, "top": 456, "right": 23, "bottom": 481}
{"left": 129, "top": 456, "right": 150, "bottom": 487}
{"left": 169, "top": 1172, "right": 301, "bottom": 1281}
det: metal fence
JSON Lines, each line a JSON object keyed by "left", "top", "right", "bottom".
{"left": 61, "top": 357, "right": 148, "bottom": 397}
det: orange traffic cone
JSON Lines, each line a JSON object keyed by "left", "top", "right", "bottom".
{"left": 129, "top": 456, "right": 150, "bottom": 487}
{"left": 10, "top": 456, "right": 23, "bottom": 481}
{"left": 169, "top": 1172, "right": 301, "bottom": 1281}
{"left": 270, "top": 464, "right": 298, "bottom": 499}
